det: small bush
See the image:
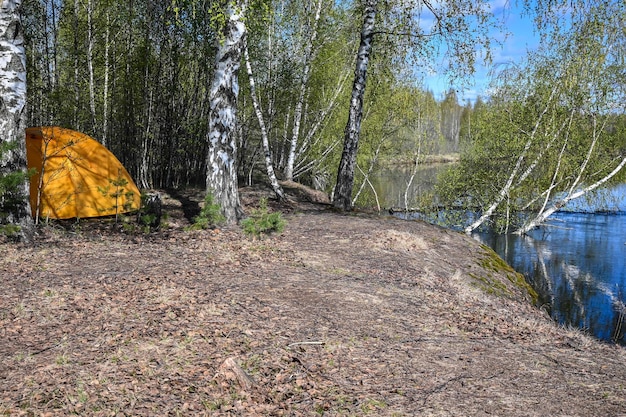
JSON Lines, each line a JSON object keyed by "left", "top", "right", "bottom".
{"left": 0, "top": 142, "right": 32, "bottom": 239}
{"left": 0, "top": 223, "right": 21, "bottom": 239}
{"left": 140, "top": 213, "right": 158, "bottom": 227}
{"left": 189, "top": 193, "right": 225, "bottom": 230}
{"left": 136, "top": 192, "right": 162, "bottom": 231}
{"left": 241, "top": 197, "right": 285, "bottom": 238}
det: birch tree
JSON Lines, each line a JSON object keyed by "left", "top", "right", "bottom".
{"left": 333, "top": 0, "right": 499, "bottom": 210}
{"left": 243, "top": 39, "right": 284, "bottom": 200}
{"left": 86, "top": 0, "right": 96, "bottom": 130}
{"left": 332, "top": 0, "right": 376, "bottom": 210}
{"left": 442, "top": 1, "right": 626, "bottom": 234}
{"left": 240, "top": 0, "right": 352, "bottom": 187}
{"left": 206, "top": 0, "right": 249, "bottom": 223}
{"left": 21, "top": 0, "right": 61, "bottom": 126}
{"left": 462, "top": 77, "right": 565, "bottom": 233}
{"left": 283, "top": 0, "right": 323, "bottom": 181}
{"left": 0, "top": 0, "right": 33, "bottom": 241}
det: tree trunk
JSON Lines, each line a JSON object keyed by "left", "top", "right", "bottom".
{"left": 515, "top": 114, "right": 624, "bottom": 235}
{"left": 351, "top": 140, "right": 383, "bottom": 210}
{"left": 139, "top": 16, "right": 154, "bottom": 191}
{"left": 86, "top": 0, "right": 96, "bottom": 132}
{"left": 284, "top": 0, "right": 324, "bottom": 181}
{"left": 464, "top": 85, "right": 560, "bottom": 233}
{"left": 102, "top": 12, "right": 110, "bottom": 147}
{"left": 206, "top": 2, "right": 247, "bottom": 224}
{"left": 332, "top": 0, "right": 377, "bottom": 210}
{"left": 243, "top": 41, "right": 284, "bottom": 200}
{"left": 0, "top": 0, "right": 33, "bottom": 241}
{"left": 73, "top": 0, "right": 80, "bottom": 130}
{"left": 292, "top": 72, "right": 348, "bottom": 179}
{"left": 139, "top": 84, "right": 153, "bottom": 190}
{"left": 515, "top": 156, "right": 626, "bottom": 235}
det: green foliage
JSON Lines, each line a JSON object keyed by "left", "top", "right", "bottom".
{"left": 0, "top": 170, "right": 27, "bottom": 200}
{"left": 23, "top": 0, "right": 624, "bottom": 214}
{"left": 0, "top": 142, "right": 31, "bottom": 239}
{"left": 0, "top": 223, "right": 22, "bottom": 239}
{"left": 433, "top": 1, "right": 626, "bottom": 233}
{"left": 133, "top": 192, "right": 164, "bottom": 232}
{"left": 139, "top": 213, "right": 158, "bottom": 228}
{"left": 97, "top": 175, "right": 136, "bottom": 221}
{"left": 189, "top": 193, "right": 226, "bottom": 230}
{"left": 241, "top": 197, "right": 285, "bottom": 238}
{"left": 121, "top": 218, "right": 148, "bottom": 234}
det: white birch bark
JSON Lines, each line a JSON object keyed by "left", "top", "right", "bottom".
{"left": 464, "top": 85, "right": 559, "bottom": 233}
{"left": 139, "top": 84, "right": 153, "bottom": 190}
{"left": 351, "top": 140, "right": 383, "bottom": 210}
{"left": 354, "top": 163, "right": 381, "bottom": 212}
{"left": 527, "top": 110, "right": 576, "bottom": 215}
{"left": 404, "top": 146, "right": 422, "bottom": 212}
{"left": 73, "top": 0, "right": 79, "bottom": 129}
{"left": 243, "top": 41, "right": 285, "bottom": 200}
{"left": 515, "top": 114, "right": 623, "bottom": 235}
{"left": 515, "top": 155, "right": 626, "bottom": 235}
{"left": 102, "top": 12, "right": 110, "bottom": 147}
{"left": 284, "top": 0, "right": 323, "bottom": 181}
{"left": 294, "top": 137, "right": 342, "bottom": 180}
{"left": 293, "top": 71, "right": 349, "bottom": 178}
{"left": 86, "top": 0, "right": 96, "bottom": 130}
{"left": 0, "top": 0, "right": 33, "bottom": 240}
{"left": 206, "top": 2, "right": 248, "bottom": 223}
{"left": 333, "top": 0, "right": 377, "bottom": 210}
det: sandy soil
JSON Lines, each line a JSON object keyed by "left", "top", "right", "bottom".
{"left": 1, "top": 184, "right": 625, "bottom": 416}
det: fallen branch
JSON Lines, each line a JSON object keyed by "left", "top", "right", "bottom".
{"left": 288, "top": 341, "right": 325, "bottom": 348}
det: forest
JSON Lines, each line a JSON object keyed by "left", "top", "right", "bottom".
{"left": 20, "top": 0, "right": 471, "bottom": 187}
{"left": 1, "top": 0, "right": 625, "bottom": 238}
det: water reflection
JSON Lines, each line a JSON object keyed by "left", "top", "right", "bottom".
{"left": 369, "top": 164, "right": 444, "bottom": 209}
{"left": 374, "top": 163, "right": 626, "bottom": 344}
{"left": 475, "top": 211, "right": 626, "bottom": 344}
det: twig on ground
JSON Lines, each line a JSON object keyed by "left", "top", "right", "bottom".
{"left": 287, "top": 341, "right": 325, "bottom": 348}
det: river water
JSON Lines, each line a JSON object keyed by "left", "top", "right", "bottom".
{"left": 371, "top": 166, "right": 626, "bottom": 344}
{"left": 477, "top": 210, "right": 626, "bottom": 344}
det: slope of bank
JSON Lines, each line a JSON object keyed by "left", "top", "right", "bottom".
{"left": 1, "top": 187, "right": 625, "bottom": 416}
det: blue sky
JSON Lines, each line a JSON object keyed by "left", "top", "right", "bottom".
{"left": 423, "top": 1, "right": 541, "bottom": 103}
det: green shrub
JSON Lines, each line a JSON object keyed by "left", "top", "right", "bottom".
{"left": 241, "top": 197, "right": 285, "bottom": 238}
{"left": 0, "top": 223, "right": 21, "bottom": 239}
{"left": 0, "top": 142, "right": 31, "bottom": 239}
{"left": 140, "top": 213, "right": 158, "bottom": 227}
{"left": 189, "top": 193, "right": 225, "bottom": 230}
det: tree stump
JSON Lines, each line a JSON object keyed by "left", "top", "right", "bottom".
{"left": 218, "top": 357, "right": 255, "bottom": 391}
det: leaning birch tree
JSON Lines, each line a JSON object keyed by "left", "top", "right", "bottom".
{"left": 458, "top": 0, "right": 626, "bottom": 234}
{"left": 514, "top": 3, "right": 626, "bottom": 233}
{"left": 0, "top": 0, "right": 33, "bottom": 241}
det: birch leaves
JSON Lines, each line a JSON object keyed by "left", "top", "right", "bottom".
{"left": 442, "top": 1, "right": 626, "bottom": 234}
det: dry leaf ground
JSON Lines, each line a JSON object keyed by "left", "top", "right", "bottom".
{"left": 1, "top": 185, "right": 625, "bottom": 416}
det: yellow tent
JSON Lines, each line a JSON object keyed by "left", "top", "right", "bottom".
{"left": 25, "top": 126, "right": 141, "bottom": 220}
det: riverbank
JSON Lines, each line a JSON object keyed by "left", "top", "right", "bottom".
{"left": 381, "top": 153, "right": 461, "bottom": 166}
{"left": 1, "top": 186, "right": 625, "bottom": 416}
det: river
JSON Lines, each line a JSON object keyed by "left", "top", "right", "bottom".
{"left": 371, "top": 165, "right": 626, "bottom": 345}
